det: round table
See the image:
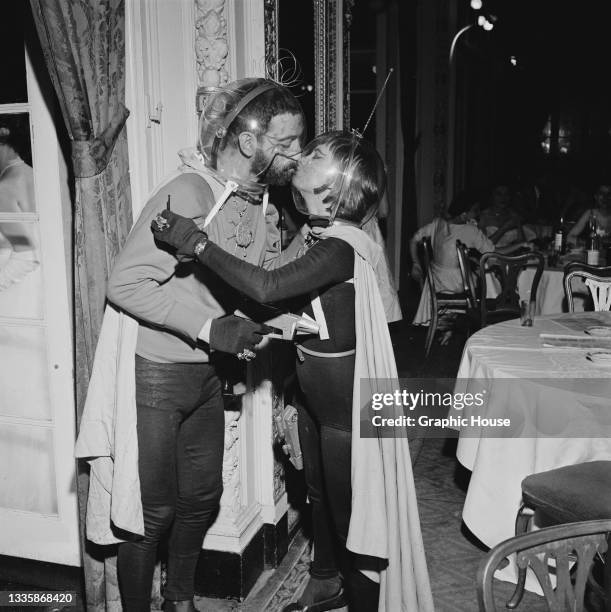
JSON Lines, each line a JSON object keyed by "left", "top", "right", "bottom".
{"left": 454, "top": 312, "right": 611, "bottom": 548}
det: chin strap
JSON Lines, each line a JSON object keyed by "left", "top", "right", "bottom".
{"left": 308, "top": 216, "right": 331, "bottom": 230}
{"left": 179, "top": 148, "right": 269, "bottom": 226}
{"left": 201, "top": 180, "right": 270, "bottom": 228}
{"left": 203, "top": 180, "right": 239, "bottom": 228}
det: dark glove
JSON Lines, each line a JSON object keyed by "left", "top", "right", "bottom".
{"left": 151, "top": 209, "right": 207, "bottom": 262}
{"left": 209, "top": 315, "right": 273, "bottom": 356}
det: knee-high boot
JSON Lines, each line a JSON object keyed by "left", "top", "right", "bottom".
{"left": 346, "top": 568, "right": 380, "bottom": 612}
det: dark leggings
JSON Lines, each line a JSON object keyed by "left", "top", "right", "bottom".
{"left": 117, "top": 356, "right": 224, "bottom": 611}
{"left": 296, "top": 351, "right": 380, "bottom": 611}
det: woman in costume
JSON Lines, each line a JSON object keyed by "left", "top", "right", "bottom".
{"left": 152, "top": 131, "right": 433, "bottom": 612}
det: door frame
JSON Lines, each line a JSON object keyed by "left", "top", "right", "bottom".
{"left": 0, "top": 42, "right": 79, "bottom": 567}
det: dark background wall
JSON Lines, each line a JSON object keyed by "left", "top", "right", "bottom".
{"left": 455, "top": 0, "right": 611, "bottom": 217}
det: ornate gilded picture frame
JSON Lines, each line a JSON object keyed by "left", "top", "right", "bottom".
{"left": 265, "top": 0, "right": 352, "bottom": 135}
{"left": 314, "top": 0, "right": 353, "bottom": 133}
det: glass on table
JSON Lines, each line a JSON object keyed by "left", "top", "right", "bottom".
{"left": 587, "top": 249, "right": 601, "bottom": 265}
{"left": 545, "top": 251, "right": 557, "bottom": 268}
{"left": 520, "top": 300, "right": 534, "bottom": 327}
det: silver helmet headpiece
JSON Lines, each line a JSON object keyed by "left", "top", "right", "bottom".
{"left": 292, "top": 130, "right": 386, "bottom": 227}
{"left": 291, "top": 69, "right": 393, "bottom": 227}
{"left": 198, "top": 78, "right": 304, "bottom": 197}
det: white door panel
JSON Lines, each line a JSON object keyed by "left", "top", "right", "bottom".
{"left": 0, "top": 34, "right": 79, "bottom": 566}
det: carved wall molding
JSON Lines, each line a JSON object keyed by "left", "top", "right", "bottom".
{"left": 219, "top": 408, "right": 242, "bottom": 519}
{"left": 264, "top": 0, "right": 279, "bottom": 81}
{"left": 256, "top": 347, "right": 287, "bottom": 512}
{"left": 195, "top": 0, "right": 231, "bottom": 112}
{"left": 271, "top": 383, "right": 285, "bottom": 503}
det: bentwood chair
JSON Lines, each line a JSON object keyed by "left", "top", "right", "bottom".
{"left": 478, "top": 251, "right": 544, "bottom": 328}
{"left": 456, "top": 240, "right": 479, "bottom": 312}
{"left": 563, "top": 262, "right": 611, "bottom": 312}
{"left": 508, "top": 462, "right": 611, "bottom": 609}
{"left": 418, "top": 237, "right": 472, "bottom": 357}
{"left": 478, "top": 519, "right": 611, "bottom": 612}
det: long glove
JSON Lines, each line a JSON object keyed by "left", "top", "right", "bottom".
{"left": 209, "top": 314, "right": 272, "bottom": 355}
{"left": 151, "top": 209, "right": 206, "bottom": 262}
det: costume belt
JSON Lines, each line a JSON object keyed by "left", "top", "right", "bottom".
{"left": 295, "top": 344, "right": 356, "bottom": 362}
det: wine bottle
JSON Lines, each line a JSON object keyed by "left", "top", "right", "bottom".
{"left": 587, "top": 212, "right": 600, "bottom": 265}
{"left": 553, "top": 217, "right": 564, "bottom": 253}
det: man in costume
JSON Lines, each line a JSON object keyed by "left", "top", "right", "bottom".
{"left": 80, "top": 78, "right": 305, "bottom": 612}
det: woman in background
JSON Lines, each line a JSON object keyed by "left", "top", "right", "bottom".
{"left": 567, "top": 181, "right": 611, "bottom": 244}
{"left": 478, "top": 181, "right": 525, "bottom": 248}
{"left": 0, "top": 115, "right": 38, "bottom": 291}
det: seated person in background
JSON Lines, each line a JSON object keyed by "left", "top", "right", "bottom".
{"left": 567, "top": 182, "right": 611, "bottom": 245}
{"left": 0, "top": 116, "right": 38, "bottom": 291}
{"left": 559, "top": 182, "right": 589, "bottom": 224}
{"left": 478, "top": 181, "right": 525, "bottom": 247}
{"left": 410, "top": 194, "right": 530, "bottom": 334}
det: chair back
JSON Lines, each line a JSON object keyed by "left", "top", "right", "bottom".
{"left": 477, "top": 519, "right": 611, "bottom": 612}
{"left": 419, "top": 236, "right": 438, "bottom": 314}
{"left": 418, "top": 236, "right": 475, "bottom": 355}
{"left": 479, "top": 251, "right": 544, "bottom": 327}
{"left": 456, "top": 240, "right": 478, "bottom": 310}
{"left": 563, "top": 262, "right": 611, "bottom": 312}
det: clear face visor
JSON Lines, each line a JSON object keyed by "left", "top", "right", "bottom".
{"left": 198, "top": 81, "right": 305, "bottom": 191}
{"left": 255, "top": 131, "right": 304, "bottom": 175}
{"left": 292, "top": 132, "right": 384, "bottom": 228}
{"left": 291, "top": 135, "right": 354, "bottom": 221}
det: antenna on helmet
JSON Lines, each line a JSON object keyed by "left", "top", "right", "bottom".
{"left": 360, "top": 68, "right": 394, "bottom": 137}
{"left": 325, "top": 68, "right": 393, "bottom": 226}
{"left": 266, "top": 49, "right": 304, "bottom": 89}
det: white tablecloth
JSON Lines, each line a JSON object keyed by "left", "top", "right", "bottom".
{"left": 455, "top": 312, "right": 611, "bottom": 550}
{"left": 517, "top": 267, "right": 587, "bottom": 315}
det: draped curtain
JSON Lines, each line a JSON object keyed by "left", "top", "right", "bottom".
{"left": 29, "top": 1, "right": 133, "bottom": 609}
